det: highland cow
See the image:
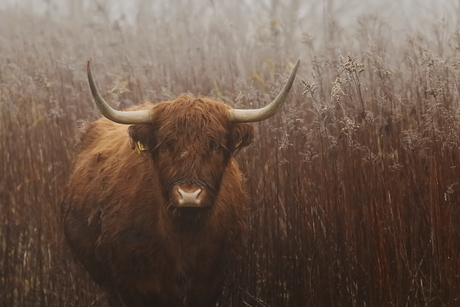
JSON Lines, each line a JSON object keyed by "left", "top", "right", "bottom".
{"left": 61, "top": 60, "right": 299, "bottom": 307}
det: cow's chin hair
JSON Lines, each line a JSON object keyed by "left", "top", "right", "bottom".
{"left": 168, "top": 206, "right": 212, "bottom": 233}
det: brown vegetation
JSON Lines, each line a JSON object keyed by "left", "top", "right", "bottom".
{"left": 1, "top": 1, "right": 459, "bottom": 306}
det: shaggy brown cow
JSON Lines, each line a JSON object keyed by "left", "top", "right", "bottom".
{"left": 62, "top": 60, "right": 299, "bottom": 307}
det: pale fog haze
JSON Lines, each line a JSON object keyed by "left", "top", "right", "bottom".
{"left": 2, "top": 0, "right": 459, "bottom": 63}
{"left": 1, "top": 0, "right": 459, "bottom": 32}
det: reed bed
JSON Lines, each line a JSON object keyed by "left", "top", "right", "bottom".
{"left": 1, "top": 1, "right": 459, "bottom": 306}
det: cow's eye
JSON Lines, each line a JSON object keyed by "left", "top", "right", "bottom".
{"left": 209, "top": 141, "right": 223, "bottom": 154}
{"left": 160, "top": 141, "right": 174, "bottom": 153}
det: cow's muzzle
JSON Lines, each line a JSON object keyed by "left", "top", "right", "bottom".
{"left": 172, "top": 185, "right": 208, "bottom": 208}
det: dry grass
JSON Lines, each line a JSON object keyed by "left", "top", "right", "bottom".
{"left": 1, "top": 1, "right": 459, "bottom": 306}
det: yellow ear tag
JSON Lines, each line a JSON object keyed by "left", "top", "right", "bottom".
{"left": 136, "top": 141, "right": 147, "bottom": 154}
{"left": 235, "top": 140, "right": 242, "bottom": 149}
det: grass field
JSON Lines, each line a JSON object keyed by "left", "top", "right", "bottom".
{"left": 1, "top": 1, "right": 459, "bottom": 306}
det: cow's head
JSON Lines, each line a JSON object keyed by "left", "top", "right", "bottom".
{"left": 86, "top": 60, "right": 299, "bottom": 213}
{"left": 127, "top": 97, "right": 254, "bottom": 211}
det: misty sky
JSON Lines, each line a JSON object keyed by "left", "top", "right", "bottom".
{"left": 1, "top": 0, "right": 459, "bottom": 31}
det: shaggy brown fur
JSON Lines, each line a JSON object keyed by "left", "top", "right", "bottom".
{"left": 62, "top": 96, "right": 253, "bottom": 307}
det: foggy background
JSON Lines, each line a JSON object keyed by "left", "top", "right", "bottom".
{"left": 2, "top": 0, "right": 459, "bottom": 29}
{"left": 2, "top": 0, "right": 460, "bottom": 43}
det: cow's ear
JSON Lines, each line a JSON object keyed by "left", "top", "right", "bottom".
{"left": 128, "top": 124, "right": 153, "bottom": 152}
{"left": 230, "top": 124, "right": 254, "bottom": 156}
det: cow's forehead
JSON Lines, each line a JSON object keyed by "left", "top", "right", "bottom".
{"left": 152, "top": 96, "right": 231, "bottom": 139}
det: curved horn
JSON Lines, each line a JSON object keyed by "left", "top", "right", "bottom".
{"left": 87, "top": 60, "right": 152, "bottom": 124}
{"left": 229, "top": 60, "right": 300, "bottom": 123}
